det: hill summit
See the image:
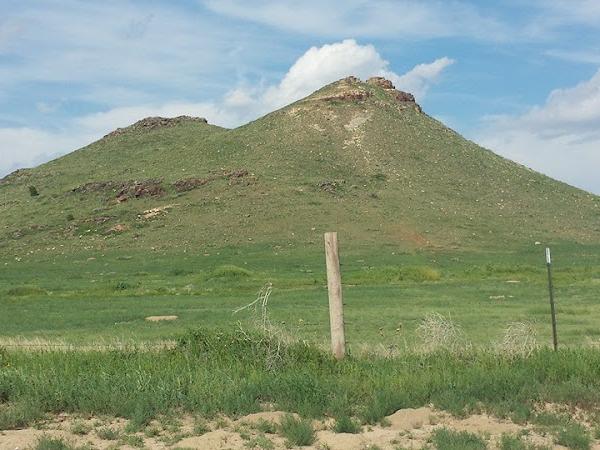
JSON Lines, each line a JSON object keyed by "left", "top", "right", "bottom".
{"left": 1, "top": 76, "right": 598, "bottom": 256}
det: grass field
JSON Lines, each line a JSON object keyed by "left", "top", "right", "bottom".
{"left": 2, "top": 242, "right": 599, "bottom": 348}
{"left": 2, "top": 244, "right": 600, "bottom": 449}
{"left": 3, "top": 78, "right": 600, "bottom": 448}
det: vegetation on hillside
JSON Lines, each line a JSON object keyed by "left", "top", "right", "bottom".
{"left": 1, "top": 77, "right": 598, "bottom": 258}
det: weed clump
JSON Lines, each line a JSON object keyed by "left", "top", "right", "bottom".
{"left": 417, "top": 313, "right": 469, "bottom": 353}
{"left": 253, "top": 418, "right": 277, "bottom": 434}
{"left": 333, "top": 415, "right": 361, "bottom": 433}
{"left": 555, "top": 422, "right": 591, "bottom": 450}
{"left": 33, "top": 436, "right": 73, "bottom": 450}
{"left": 351, "top": 265, "right": 441, "bottom": 284}
{"left": 70, "top": 420, "right": 91, "bottom": 435}
{"left": 431, "top": 428, "right": 487, "bottom": 449}
{"left": 278, "top": 414, "right": 315, "bottom": 446}
{"left": 210, "top": 265, "right": 253, "bottom": 280}
{"left": 113, "top": 281, "right": 134, "bottom": 291}
{"left": 496, "top": 322, "right": 538, "bottom": 358}
{"left": 6, "top": 286, "right": 47, "bottom": 297}
{"left": 96, "top": 426, "right": 120, "bottom": 440}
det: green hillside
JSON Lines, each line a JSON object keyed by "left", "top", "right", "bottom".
{"left": 1, "top": 76, "right": 599, "bottom": 257}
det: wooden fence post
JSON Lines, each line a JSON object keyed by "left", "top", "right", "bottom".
{"left": 324, "top": 232, "right": 346, "bottom": 360}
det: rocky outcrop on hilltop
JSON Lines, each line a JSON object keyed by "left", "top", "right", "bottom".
{"left": 104, "top": 116, "right": 208, "bottom": 139}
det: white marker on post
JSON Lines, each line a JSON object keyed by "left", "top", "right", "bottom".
{"left": 545, "top": 247, "right": 551, "bottom": 265}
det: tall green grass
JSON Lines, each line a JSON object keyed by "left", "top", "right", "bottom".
{"left": 2, "top": 328, "right": 600, "bottom": 430}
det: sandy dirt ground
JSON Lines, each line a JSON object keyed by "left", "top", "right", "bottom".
{"left": 1, "top": 407, "right": 599, "bottom": 449}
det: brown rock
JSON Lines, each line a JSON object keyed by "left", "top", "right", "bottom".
{"left": 321, "top": 90, "right": 372, "bottom": 102}
{"left": 104, "top": 115, "right": 208, "bottom": 139}
{"left": 108, "top": 224, "right": 128, "bottom": 233}
{"left": 367, "top": 76, "right": 395, "bottom": 89}
{"left": 394, "top": 91, "right": 416, "bottom": 103}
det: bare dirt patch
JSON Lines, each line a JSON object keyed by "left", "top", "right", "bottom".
{"left": 2, "top": 406, "right": 591, "bottom": 450}
{"left": 145, "top": 315, "right": 178, "bottom": 322}
{"left": 173, "top": 169, "right": 252, "bottom": 193}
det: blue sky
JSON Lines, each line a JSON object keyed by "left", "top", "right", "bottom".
{"left": 1, "top": 0, "right": 599, "bottom": 193}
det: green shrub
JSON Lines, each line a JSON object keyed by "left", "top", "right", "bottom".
{"left": 29, "top": 185, "right": 39, "bottom": 197}
{"left": 114, "top": 281, "right": 133, "bottom": 291}
{"left": 244, "top": 434, "right": 274, "bottom": 449}
{"left": 209, "top": 265, "right": 253, "bottom": 280}
{"left": 6, "top": 286, "right": 47, "bottom": 297}
{"left": 333, "top": 415, "right": 361, "bottom": 433}
{"left": 499, "top": 434, "right": 547, "bottom": 450}
{"left": 254, "top": 418, "right": 277, "bottom": 434}
{"left": 96, "top": 426, "right": 120, "bottom": 440}
{"left": 350, "top": 265, "right": 441, "bottom": 284}
{"left": 278, "top": 415, "right": 315, "bottom": 446}
{"left": 555, "top": 422, "right": 591, "bottom": 450}
{"left": 431, "top": 428, "right": 487, "bottom": 450}
{"left": 70, "top": 420, "right": 91, "bottom": 435}
{"left": 0, "top": 401, "right": 42, "bottom": 429}
{"left": 33, "top": 437, "right": 74, "bottom": 450}
{"left": 121, "top": 434, "right": 144, "bottom": 447}
{"left": 193, "top": 418, "right": 210, "bottom": 435}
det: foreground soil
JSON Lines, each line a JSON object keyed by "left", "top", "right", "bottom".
{"left": 2, "top": 406, "right": 599, "bottom": 450}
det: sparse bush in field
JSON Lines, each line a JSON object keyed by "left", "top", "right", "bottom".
{"left": 121, "top": 434, "right": 145, "bottom": 447}
{"left": 29, "top": 185, "right": 39, "bottom": 197}
{"left": 96, "top": 426, "right": 120, "bottom": 440}
{"left": 0, "top": 401, "right": 42, "bottom": 429}
{"left": 66, "top": 213, "right": 75, "bottom": 221}
{"left": 144, "top": 425, "right": 161, "bottom": 437}
{"left": 253, "top": 418, "right": 277, "bottom": 434}
{"left": 70, "top": 420, "right": 91, "bottom": 435}
{"left": 229, "top": 282, "right": 327, "bottom": 372}
{"left": 333, "top": 415, "right": 361, "bottom": 433}
{"left": 6, "top": 286, "right": 47, "bottom": 297}
{"left": 170, "top": 268, "right": 192, "bottom": 276}
{"left": 431, "top": 428, "right": 487, "bottom": 450}
{"left": 244, "top": 434, "right": 275, "bottom": 449}
{"left": 210, "top": 264, "right": 253, "bottom": 280}
{"left": 496, "top": 322, "right": 538, "bottom": 358}
{"left": 350, "top": 265, "right": 441, "bottom": 284}
{"left": 33, "top": 436, "right": 74, "bottom": 450}
{"left": 417, "top": 312, "right": 470, "bottom": 353}
{"left": 499, "top": 434, "right": 526, "bottom": 450}
{"left": 193, "top": 417, "right": 210, "bottom": 435}
{"left": 278, "top": 414, "right": 315, "bottom": 447}
{"left": 114, "top": 281, "right": 133, "bottom": 291}
{"left": 555, "top": 422, "right": 591, "bottom": 450}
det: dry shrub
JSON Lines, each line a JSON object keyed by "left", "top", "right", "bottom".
{"left": 234, "top": 282, "right": 285, "bottom": 371}
{"left": 417, "top": 312, "right": 470, "bottom": 353}
{"left": 496, "top": 322, "right": 538, "bottom": 358}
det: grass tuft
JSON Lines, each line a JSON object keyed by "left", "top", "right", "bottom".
{"left": 33, "top": 436, "right": 74, "bottom": 450}
{"left": 417, "top": 313, "right": 469, "bottom": 353}
{"left": 431, "top": 428, "right": 487, "bottom": 450}
{"left": 6, "top": 286, "right": 47, "bottom": 297}
{"left": 278, "top": 414, "right": 315, "bottom": 447}
{"left": 555, "top": 422, "right": 591, "bottom": 450}
{"left": 496, "top": 322, "right": 538, "bottom": 358}
{"left": 210, "top": 265, "right": 253, "bottom": 280}
{"left": 96, "top": 426, "right": 120, "bottom": 440}
{"left": 333, "top": 415, "right": 361, "bottom": 434}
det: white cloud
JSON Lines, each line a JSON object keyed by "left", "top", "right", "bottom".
{"left": 0, "top": 127, "right": 90, "bottom": 175}
{"left": 384, "top": 57, "right": 455, "bottom": 98}
{"left": 239, "top": 39, "right": 453, "bottom": 114}
{"left": 475, "top": 69, "right": 600, "bottom": 194}
{"left": 0, "top": 40, "right": 453, "bottom": 177}
{"left": 203, "top": 0, "right": 510, "bottom": 41}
